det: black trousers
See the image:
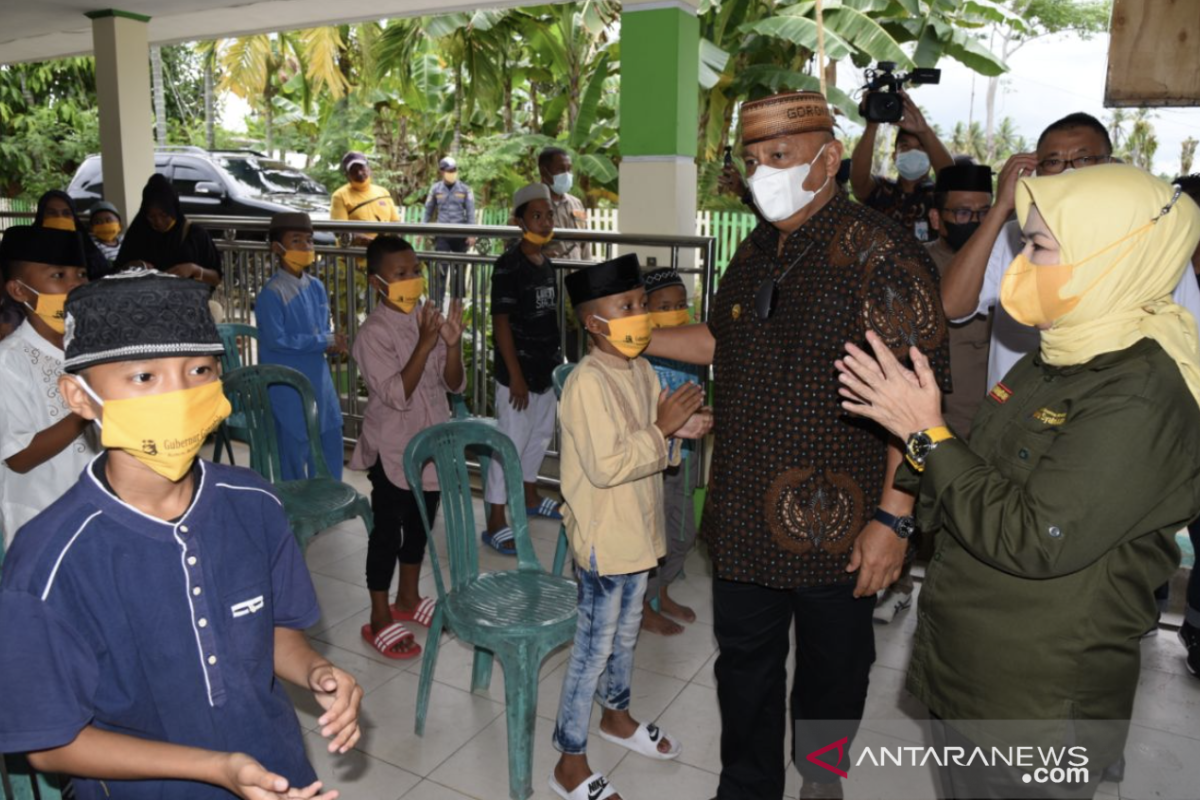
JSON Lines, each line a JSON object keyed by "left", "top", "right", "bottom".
{"left": 365, "top": 459, "right": 440, "bottom": 591}
{"left": 713, "top": 578, "right": 876, "bottom": 799}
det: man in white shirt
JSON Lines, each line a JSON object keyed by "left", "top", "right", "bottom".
{"left": 0, "top": 226, "right": 99, "bottom": 542}
{"left": 941, "top": 113, "right": 1200, "bottom": 389}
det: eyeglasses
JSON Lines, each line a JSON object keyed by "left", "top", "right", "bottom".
{"left": 1036, "top": 154, "right": 1112, "bottom": 174}
{"left": 942, "top": 207, "right": 991, "bottom": 224}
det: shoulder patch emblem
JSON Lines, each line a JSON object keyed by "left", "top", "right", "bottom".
{"left": 988, "top": 382, "right": 1013, "bottom": 404}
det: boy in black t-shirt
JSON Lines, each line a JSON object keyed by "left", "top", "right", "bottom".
{"left": 483, "top": 183, "right": 564, "bottom": 553}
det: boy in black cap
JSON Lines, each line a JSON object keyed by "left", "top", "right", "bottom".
{"left": 0, "top": 226, "right": 98, "bottom": 542}
{"left": 549, "top": 254, "right": 711, "bottom": 800}
{"left": 641, "top": 266, "right": 706, "bottom": 636}
{"left": 258, "top": 212, "right": 348, "bottom": 481}
{"left": 87, "top": 200, "right": 124, "bottom": 265}
{"left": 0, "top": 270, "right": 362, "bottom": 800}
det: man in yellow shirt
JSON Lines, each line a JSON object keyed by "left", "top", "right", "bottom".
{"left": 330, "top": 151, "right": 400, "bottom": 246}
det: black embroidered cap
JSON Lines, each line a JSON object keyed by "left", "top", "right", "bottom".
{"left": 643, "top": 267, "right": 685, "bottom": 296}
{"left": 63, "top": 268, "right": 224, "bottom": 372}
{"left": 934, "top": 164, "right": 994, "bottom": 194}
{"left": 565, "top": 253, "right": 643, "bottom": 307}
{"left": 0, "top": 225, "right": 86, "bottom": 271}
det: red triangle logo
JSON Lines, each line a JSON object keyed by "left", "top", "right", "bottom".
{"left": 806, "top": 736, "right": 849, "bottom": 779}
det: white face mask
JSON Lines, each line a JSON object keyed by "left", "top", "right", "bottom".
{"left": 551, "top": 172, "right": 573, "bottom": 195}
{"left": 896, "top": 149, "right": 931, "bottom": 180}
{"left": 746, "top": 144, "right": 830, "bottom": 223}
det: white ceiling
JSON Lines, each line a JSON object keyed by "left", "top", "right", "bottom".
{"left": 0, "top": 0, "right": 560, "bottom": 64}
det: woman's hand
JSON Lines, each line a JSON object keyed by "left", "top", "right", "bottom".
{"left": 835, "top": 330, "right": 944, "bottom": 440}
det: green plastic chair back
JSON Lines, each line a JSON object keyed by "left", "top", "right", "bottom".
{"left": 551, "top": 363, "right": 574, "bottom": 400}
{"left": 1, "top": 753, "right": 64, "bottom": 799}
{"left": 212, "top": 323, "right": 259, "bottom": 464}
{"left": 548, "top": 363, "right": 576, "bottom": 575}
{"left": 220, "top": 364, "right": 373, "bottom": 550}
{"left": 404, "top": 419, "right": 577, "bottom": 800}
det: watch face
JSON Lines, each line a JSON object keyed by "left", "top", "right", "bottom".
{"left": 908, "top": 431, "right": 933, "bottom": 462}
{"left": 896, "top": 516, "right": 917, "bottom": 539}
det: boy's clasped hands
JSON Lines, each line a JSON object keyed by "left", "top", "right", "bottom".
{"left": 655, "top": 382, "right": 713, "bottom": 440}
{"left": 414, "top": 298, "right": 466, "bottom": 355}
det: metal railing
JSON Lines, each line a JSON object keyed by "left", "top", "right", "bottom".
{"left": 0, "top": 212, "right": 717, "bottom": 486}
{"left": 194, "top": 216, "right": 717, "bottom": 485}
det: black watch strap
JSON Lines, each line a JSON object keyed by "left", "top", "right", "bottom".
{"left": 872, "top": 508, "right": 915, "bottom": 539}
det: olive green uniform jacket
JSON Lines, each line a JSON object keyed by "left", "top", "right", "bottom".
{"left": 899, "top": 339, "right": 1200, "bottom": 755}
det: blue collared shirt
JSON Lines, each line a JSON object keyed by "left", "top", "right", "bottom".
{"left": 0, "top": 457, "right": 319, "bottom": 799}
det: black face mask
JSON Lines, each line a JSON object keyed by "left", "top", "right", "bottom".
{"left": 942, "top": 221, "right": 980, "bottom": 252}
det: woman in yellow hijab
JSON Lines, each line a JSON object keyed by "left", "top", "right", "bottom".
{"left": 836, "top": 164, "right": 1200, "bottom": 799}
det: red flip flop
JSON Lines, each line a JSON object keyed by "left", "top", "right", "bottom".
{"left": 391, "top": 597, "right": 437, "bottom": 627}
{"left": 361, "top": 622, "right": 422, "bottom": 660}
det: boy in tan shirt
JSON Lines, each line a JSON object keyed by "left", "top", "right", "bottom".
{"left": 550, "top": 254, "right": 712, "bottom": 800}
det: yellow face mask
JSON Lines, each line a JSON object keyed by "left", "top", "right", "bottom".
{"left": 594, "top": 313, "right": 653, "bottom": 358}
{"left": 43, "top": 216, "right": 76, "bottom": 232}
{"left": 999, "top": 255, "right": 1078, "bottom": 328}
{"left": 350, "top": 177, "right": 372, "bottom": 190}
{"left": 651, "top": 309, "right": 691, "bottom": 329}
{"left": 523, "top": 230, "right": 554, "bottom": 247}
{"left": 1001, "top": 222, "right": 1151, "bottom": 328}
{"left": 18, "top": 281, "right": 68, "bottom": 334}
{"left": 281, "top": 249, "right": 315, "bottom": 274}
{"left": 378, "top": 275, "right": 425, "bottom": 313}
{"left": 78, "top": 377, "right": 232, "bottom": 482}
{"left": 92, "top": 221, "right": 122, "bottom": 242}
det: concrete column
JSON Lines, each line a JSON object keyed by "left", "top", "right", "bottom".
{"left": 87, "top": 10, "right": 154, "bottom": 221}
{"left": 618, "top": 0, "right": 700, "bottom": 269}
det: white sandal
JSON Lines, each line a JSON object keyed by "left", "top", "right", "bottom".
{"left": 596, "top": 722, "right": 681, "bottom": 761}
{"left": 549, "top": 772, "right": 619, "bottom": 800}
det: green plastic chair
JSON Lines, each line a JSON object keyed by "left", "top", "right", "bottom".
{"left": 404, "top": 419, "right": 577, "bottom": 800}
{"left": 1, "top": 753, "right": 64, "bottom": 799}
{"left": 220, "top": 365, "right": 373, "bottom": 551}
{"left": 549, "top": 364, "right": 575, "bottom": 576}
{"left": 212, "top": 323, "right": 259, "bottom": 465}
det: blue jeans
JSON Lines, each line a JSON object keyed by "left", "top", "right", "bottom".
{"left": 552, "top": 556, "right": 647, "bottom": 755}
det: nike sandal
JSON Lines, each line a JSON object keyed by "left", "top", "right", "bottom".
{"left": 596, "top": 721, "right": 682, "bottom": 761}
{"left": 548, "top": 772, "right": 619, "bottom": 800}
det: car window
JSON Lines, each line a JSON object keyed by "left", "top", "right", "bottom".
{"left": 215, "top": 156, "right": 327, "bottom": 197}
{"left": 172, "top": 162, "right": 219, "bottom": 196}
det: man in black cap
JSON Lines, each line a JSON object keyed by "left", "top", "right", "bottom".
{"left": 0, "top": 226, "right": 97, "bottom": 539}
{"left": 550, "top": 253, "right": 709, "bottom": 800}
{"left": 0, "top": 270, "right": 363, "bottom": 799}
{"left": 331, "top": 150, "right": 400, "bottom": 246}
{"left": 423, "top": 156, "right": 477, "bottom": 304}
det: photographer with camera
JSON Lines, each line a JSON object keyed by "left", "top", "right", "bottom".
{"left": 850, "top": 65, "right": 952, "bottom": 244}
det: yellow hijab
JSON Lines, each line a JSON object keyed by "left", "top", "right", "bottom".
{"left": 1014, "top": 164, "right": 1200, "bottom": 410}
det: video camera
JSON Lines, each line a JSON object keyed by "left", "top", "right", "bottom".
{"left": 861, "top": 62, "right": 941, "bottom": 124}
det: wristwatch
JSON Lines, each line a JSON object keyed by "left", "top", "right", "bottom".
{"left": 905, "top": 425, "right": 954, "bottom": 472}
{"left": 873, "top": 508, "right": 916, "bottom": 540}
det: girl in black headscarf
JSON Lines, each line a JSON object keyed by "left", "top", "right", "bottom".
{"left": 115, "top": 174, "right": 222, "bottom": 287}
{"left": 33, "top": 190, "right": 111, "bottom": 282}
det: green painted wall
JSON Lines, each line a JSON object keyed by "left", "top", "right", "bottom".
{"left": 619, "top": 7, "right": 699, "bottom": 158}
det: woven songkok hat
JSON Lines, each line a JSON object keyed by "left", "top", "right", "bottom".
{"left": 741, "top": 91, "right": 835, "bottom": 146}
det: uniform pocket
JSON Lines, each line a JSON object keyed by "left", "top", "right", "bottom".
{"left": 223, "top": 582, "right": 271, "bottom": 663}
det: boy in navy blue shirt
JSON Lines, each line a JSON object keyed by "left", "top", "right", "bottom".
{"left": 0, "top": 271, "right": 362, "bottom": 800}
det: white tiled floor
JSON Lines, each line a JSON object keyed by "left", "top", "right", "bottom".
{"left": 286, "top": 463, "right": 1200, "bottom": 800}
